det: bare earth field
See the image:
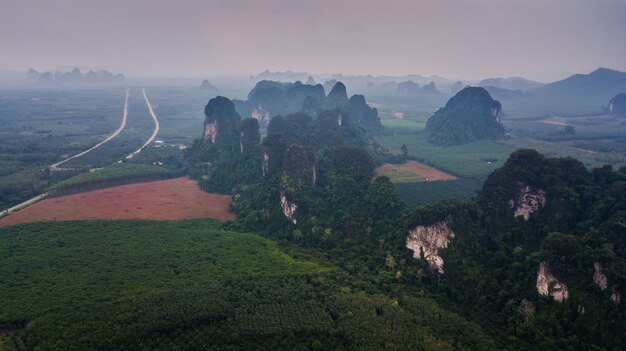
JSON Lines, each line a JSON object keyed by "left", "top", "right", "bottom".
{"left": 0, "top": 177, "right": 234, "bottom": 227}
{"left": 377, "top": 161, "right": 457, "bottom": 182}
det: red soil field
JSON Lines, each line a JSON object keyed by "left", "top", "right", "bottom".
{"left": 377, "top": 161, "right": 457, "bottom": 181}
{"left": 0, "top": 177, "right": 234, "bottom": 227}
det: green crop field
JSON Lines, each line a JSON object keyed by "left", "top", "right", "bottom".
{"left": 380, "top": 118, "right": 425, "bottom": 130}
{"left": 375, "top": 132, "right": 516, "bottom": 178}
{"left": 499, "top": 137, "right": 626, "bottom": 170}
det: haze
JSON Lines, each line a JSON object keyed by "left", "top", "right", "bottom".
{"left": 1, "top": 0, "right": 625, "bottom": 81}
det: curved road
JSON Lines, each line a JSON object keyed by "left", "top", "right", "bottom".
{"left": 51, "top": 89, "right": 130, "bottom": 171}
{"left": 125, "top": 88, "right": 160, "bottom": 160}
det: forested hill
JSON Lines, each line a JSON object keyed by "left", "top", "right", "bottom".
{"left": 232, "top": 80, "right": 384, "bottom": 134}
{"left": 185, "top": 87, "right": 625, "bottom": 350}
{"left": 406, "top": 149, "right": 625, "bottom": 350}
{"left": 425, "top": 87, "right": 504, "bottom": 145}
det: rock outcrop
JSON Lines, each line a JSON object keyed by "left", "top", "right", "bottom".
{"left": 608, "top": 93, "right": 626, "bottom": 117}
{"left": 280, "top": 193, "right": 297, "bottom": 224}
{"left": 593, "top": 262, "right": 608, "bottom": 290}
{"left": 536, "top": 262, "right": 569, "bottom": 302}
{"left": 508, "top": 184, "right": 546, "bottom": 220}
{"left": 406, "top": 220, "right": 455, "bottom": 274}
{"left": 203, "top": 96, "right": 241, "bottom": 145}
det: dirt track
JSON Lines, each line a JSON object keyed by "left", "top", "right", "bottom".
{"left": 0, "top": 177, "right": 234, "bottom": 227}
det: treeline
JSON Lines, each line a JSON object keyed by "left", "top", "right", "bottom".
{"left": 47, "top": 171, "right": 182, "bottom": 198}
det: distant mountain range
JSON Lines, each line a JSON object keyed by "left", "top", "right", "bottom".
{"left": 27, "top": 67, "right": 125, "bottom": 86}
{"left": 478, "top": 77, "right": 544, "bottom": 91}
{"left": 534, "top": 68, "right": 626, "bottom": 98}
{"left": 482, "top": 68, "right": 626, "bottom": 116}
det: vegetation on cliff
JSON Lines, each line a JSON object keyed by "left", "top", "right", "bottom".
{"left": 425, "top": 87, "right": 504, "bottom": 145}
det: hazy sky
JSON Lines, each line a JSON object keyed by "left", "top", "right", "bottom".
{"left": 1, "top": 0, "right": 625, "bottom": 81}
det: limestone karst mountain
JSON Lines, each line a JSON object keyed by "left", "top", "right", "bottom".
{"left": 425, "top": 87, "right": 503, "bottom": 145}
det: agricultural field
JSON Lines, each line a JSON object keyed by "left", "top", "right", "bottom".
{"left": 0, "top": 219, "right": 495, "bottom": 350}
{"left": 0, "top": 177, "right": 233, "bottom": 227}
{"left": 0, "top": 88, "right": 129, "bottom": 209}
{"left": 499, "top": 137, "right": 626, "bottom": 170}
{"left": 380, "top": 118, "right": 425, "bottom": 131}
{"left": 377, "top": 161, "right": 456, "bottom": 183}
{"left": 376, "top": 132, "right": 515, "bottom": 178}
{"left": 0, "top": 87, "right": 209, "bottom": 210}
{"left": 143, "top": 87, "right": 216, "bottom": 144}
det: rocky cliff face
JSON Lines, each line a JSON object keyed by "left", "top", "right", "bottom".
{"left": 536, "top": 262, "right": 569, "bottom": 302}
{"left": 593, "top": 262, "right": 608, "bottom": 290}
{"left": 203, "top": 96, "right": 241, "bottom": 145}
{"left": 508, "top": 184, "right": 546, "bottom": 220}
{"left": 608, "top": 93, "right": 626, "bottom": 117}
{"left": 280, "top": 193, "right": 297, "bottom": 224}
{"left": 406, "top": 219, "right": 455, "bottom": 274}
{"left": 204, "top": 120, "right": 218, "bottom": 143}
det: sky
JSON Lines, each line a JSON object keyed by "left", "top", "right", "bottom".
{"left": 1, "top": 0, "right": 625, "bottom": 82}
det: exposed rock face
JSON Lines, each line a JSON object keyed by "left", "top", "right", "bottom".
{"left": 204, "top": 120, "right": 218, "bottom": 143}
{"left": 611, "top": 290, "right": 621, "bottom": 304}
{"left": 203, "top": 96, "right": 241, "bottom": 145}
{"left": 262, "top": 152, "right": 269, "bottom": 176}
{"left": 593, "top": 262, "right": 608, "bottom": 290}
{"left": 251, "top": 105, "right": 271, "bottom": 123}
{"left": 425, "top": 87, "right": 504, "bottom": 145}
{"left": 536, "top": 262, "right": 569, "bottom": 302}
{"left": 280, "top": 193, "right": 297, "bottom": 224}
{"left": 406, "top": 220, "right": 455, "bottom": 274}
{"left": 608, "top": 93, "right": 626, "bottom": 117}
{"left": 509, "top": 184, "right": 546, "bottom": 220}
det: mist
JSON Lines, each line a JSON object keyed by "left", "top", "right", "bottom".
{"left": 1, "top": 0, "right": 625, "bottom": 81}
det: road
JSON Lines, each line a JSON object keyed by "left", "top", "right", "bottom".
{"left": 50, "top": 89, "right": 130, "bottom": 171}
{"left": 2, "top": 89, "right": 129, "bottom": 216}
{"left": 125, "top": 88, "right": 160, "bottom": 160}
{"left": 1, "top": 193, "right": 48, "bottom": 217}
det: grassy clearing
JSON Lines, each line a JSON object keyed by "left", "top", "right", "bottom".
{"left": 375, "top": 133, "right": 515, "bottom": 178}
{"left": 380, "top": 118, "right": 425, "bottom": 130}
{"left": 498, "top": 138, "right": 626, "bottom": 170}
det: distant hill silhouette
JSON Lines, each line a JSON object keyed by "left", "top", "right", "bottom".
{"left": 479, "top": 77, "right": 543, "bottom": 91}
{"left": 535, "top": 68, "right": 626, "bottom": 100}
{"left": 27, "top": 67, "right": 124, "bottom": 86}
{"left": 200, "top": 80, "right": 217, "bottom": 91}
